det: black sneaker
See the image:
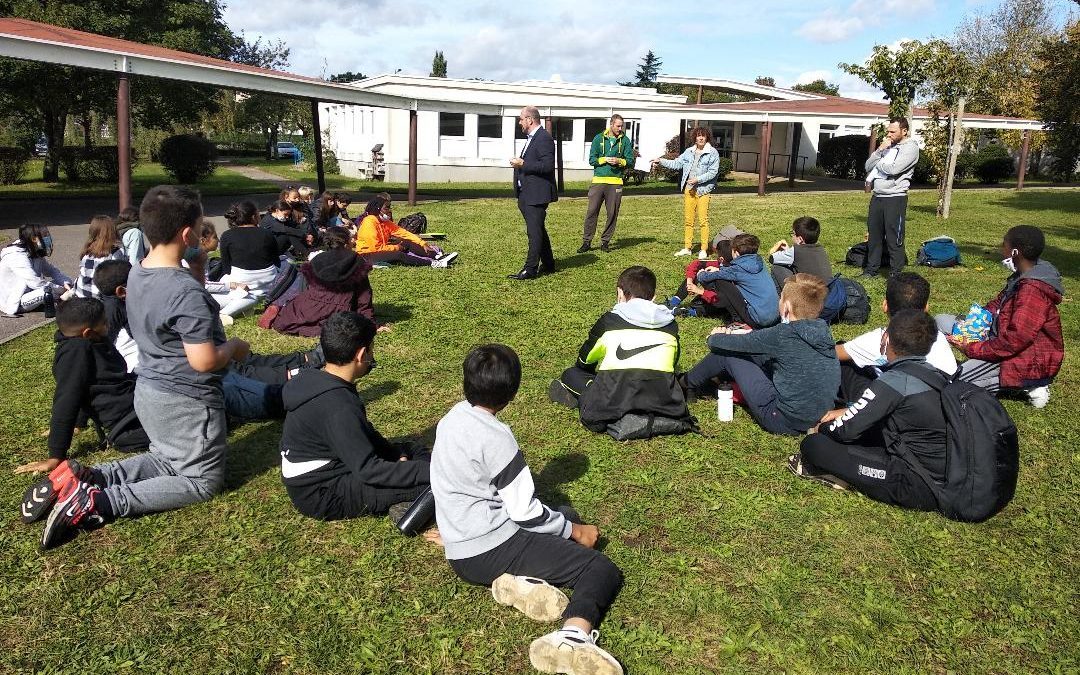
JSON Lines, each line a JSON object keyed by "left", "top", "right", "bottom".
{"left": 20, "top": 459, "right": 90, "bottom": 524}
{"left": 576, "top": 243, "right": 591, "bottom": 254}
{"left": 548, "top": 379, "right": 579, "bottom": 408}
{"left": 600, "top": 242, "right": 612, "bottom": 253}
{"left": 786, "top": 453, "right": 849, "bottom": 491}
{"left": 41, "top": 480, "right": 108, "bottom": 550}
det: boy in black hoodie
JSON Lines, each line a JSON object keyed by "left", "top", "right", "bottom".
{"left": 279, "top": 311, "right": 430, "bottom": 520}
{"left": 14, "top": 298, "right": 149, "bottom": 478}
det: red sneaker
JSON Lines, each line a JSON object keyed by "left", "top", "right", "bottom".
{"left": 257, "top": 304, "right": 280, "bottom": 330}
{"left": 40, "top": 480, "right": 107, "bottom": 551}
{"left": 20, "top": 460, "right": 89, "bottom": 524}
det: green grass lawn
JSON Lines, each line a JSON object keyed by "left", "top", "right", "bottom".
{"left": 0, "top": 160, "right": 279, "bottom": 199}
{"left": 1, "top": 188, "right": 1077, "bottom": 673}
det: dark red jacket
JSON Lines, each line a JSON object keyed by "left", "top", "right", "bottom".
{"left": 271, "top": 250, "right": 374, "bottom": 337}
{"left": 962, "top": 261, "right": 1064, "bottom": 389}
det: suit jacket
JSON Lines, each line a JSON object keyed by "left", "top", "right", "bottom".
{"left": 514, "top": 126, "right": 558, "bottom": 206}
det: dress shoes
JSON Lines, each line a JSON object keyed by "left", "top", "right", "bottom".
{"left": 508, "top": 269, "right": 539, "bottom": 280}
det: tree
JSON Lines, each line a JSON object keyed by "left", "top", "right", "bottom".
{"left": 328, "top": 71, "right": 367, "bottom": 83}
{"left": 430, "top": 51, "right": 447, "bottom": 78}
{"left": 840, "top": 40, "right": 939, "bottom": 121}
{"left": 1035, "top": 19, "right": 1080, "bottom": 180}
{"left": 620, "top": 51, "right": 662, "bottom": 87}
{"left": 0, "top": 0, "right": 237, "bottom": 181}
{"left": 792, "top": 79, "right": 840, "bottom": 96}
{"left": 754, "top": 76, "right": 776, "bottom": 87}
{"left": 232, "top": 36, "right": 297, "bottom": 159}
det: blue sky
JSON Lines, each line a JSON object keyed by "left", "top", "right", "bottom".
{"left": 222, "top": 0, "right": 1068, "bottom": 101}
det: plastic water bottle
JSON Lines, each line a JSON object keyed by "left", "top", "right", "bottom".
{"left": 42, "top": 284, "right": 56, "bottom": 319}
{"left": 717, "top": 384, "right": 734, "bottom": 422}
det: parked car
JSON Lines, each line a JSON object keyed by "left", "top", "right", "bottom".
{"left": 276, "top": 141, "right": 301, "bottom": 161}
{"left": 33, "top": 138, "right": 48, "bottom": 157}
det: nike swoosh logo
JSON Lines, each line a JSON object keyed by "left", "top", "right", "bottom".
{"left": 615, "top": 343, "right": 664, "bottom": 360}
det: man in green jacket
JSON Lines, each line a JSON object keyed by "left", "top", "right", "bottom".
{"left": 579, "top": 114, "right": 636, "bottom": 253}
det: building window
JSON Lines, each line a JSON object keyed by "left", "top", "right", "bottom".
{"left": 818, "top": 124, "right": 839, "bottom": 148}
{"left": 740, "top": 122, "right": 758, "bottom": 137}
{"left": 552, "top": 119, "right": 573, "bottom": 142}
{"left": 439, "top": 112, "right": 465, "bottom": 137}
{"left": 584, "top": 118, "right": 606, "bottom": 140}
{"left": 515, "top": 121, "right": 528, "bottom": 140}
{"left": 477, "top": 115, "right": 502, "bottom": 139}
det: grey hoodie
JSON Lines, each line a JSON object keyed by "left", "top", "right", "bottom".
{"left": 865, "top": 137, "right": 920, "bottom": 197}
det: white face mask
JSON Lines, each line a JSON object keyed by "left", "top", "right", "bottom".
{"left": 1002, "top": 248, "right": 1019, "bottom": 273}
{"left": 780, "top": 315, "right": 791, "bottom": 324}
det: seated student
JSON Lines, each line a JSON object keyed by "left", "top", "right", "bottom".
{"left": 263, "top": 227, "right": 378, "bottom": 337}
{"left": 354, "top": 196, "right": 457, "bottom": 268}
{"left": 217, "top": 200, "right": 281, "bottom": 294}
{"left": 767, "top": 215, "right": 833, "bottom": 288}
{"left": 665, "top": 237, "right": 734, "bottom": 317}
{"left": 25, "top": 185, "right": 254, "bottom": 550}
{"left": 790, "top": 309, "right": 945, "bottom": 512}
{"left": 937, "top": 225, "right": 1063, "bottom": 409}
{"left": 836, "top": 271, "right": 956, "bottom": 403}
{"left": 549, "top": 266, "right": 690, "bottom": 432}
{"left": 693, "top": 233, "right": 780, "bottom": 328}
{"left": 13, "top": 298, "right": 149, "bottom": 479}
{"left": 191, "top": 221, "right": 260, "bottom": 324}
{"left": 0, "top": 224, "right": 72, "bottom": 316}
{"left": 683, "top": 273, "right": 839, "bottom": 435}
{"left": 259, "top": 199, "right": 310, "bottom": 257}
{"left": 94, "top": 260, "right": 139, "bottom": 372}
{"left": 74, "top": 215, "right": 127, "bottom": 299}
{"left": 116, "top": 206, "right": 148, "bottom": 263}
{"left": 431, "top": 344, "right": 624, "bottom": 675}
{"left": 279, "top": 311, "right": 430, "bottom": 520}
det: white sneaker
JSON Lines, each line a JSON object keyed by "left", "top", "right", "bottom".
{"left": 697, "top": 249, "right": 708, "bottom": 260}
{"left": 673, "top": 248, "right": 692, "bottom": 257}
{"left": 529, "top": 628, "right": 623, "bottom": 675}
{"left": 491, "top": 574, "right": 568, "bottom": 622}
{"left": 431, "top": 251, "right": 459, "bottom": 268}
{"left": 1027, "top": 385, "right": 1050, "bottom": 409}
{"left": 219, "top": 313, "right": 234, "bottom": 327}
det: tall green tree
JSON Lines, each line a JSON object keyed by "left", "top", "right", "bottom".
{"left": 620, "top": 51, "right": 662, "bottom": 87}
{"left": 0, "top": 0, "right": 237, "bottom": 180}
{"left": 754, "top": 76, "right": 776, "bottom": 87}
{"left": 840, "top": 40, "right": 938, "bottom": 121}
{"left": 328, "top": 71, "right": 366, "bottom": 83}
{"left": 792, "top": 79, "right": 840, "bottom": 96}
{"left": 430, "top": 51, "right": 447, "bottom": 78}
{"left": 1035, "top": 19, "right": 1080, "bottom": 180}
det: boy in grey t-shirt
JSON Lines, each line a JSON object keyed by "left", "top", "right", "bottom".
{"left": 35, "top": 185, "right": 251, "bottom": 550}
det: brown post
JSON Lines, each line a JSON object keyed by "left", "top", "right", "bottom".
{"left": 696, "top": 85, "right": 703, "bottom": 104}
{"left": 408, "top": 109, "right": 418, "bottom": 206}
{"left": 544, "top": 116, "right": 553, "bottom": 133}
{"left": 1017, "top": 130, "right": 1031, "bottom": 191}
{"left": 310, "top": 99, "right": 326, "bottom": 195}
{"left": 869, "top": 124, "right": 879, "bottom": 153}
{"left": 555, "top": 118, "right": 565, "bottom": 194}
{"left": 787, "top": 122, "right": 803, "bottom": 187}
{"left": 757, "top": 120, "right": 772, "bottom": 196}
{"left": 116, "top": 73, "right": 131, "bottom": 211}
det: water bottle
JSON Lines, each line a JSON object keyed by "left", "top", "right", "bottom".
{"left": 42, "top": 284, "right": 56, "bottom": 319}
{"left": 395, "top": 486, "right": 436, "bottom": 536}
{"left": 717, "top": 384, "right": 734, "bottom": 422}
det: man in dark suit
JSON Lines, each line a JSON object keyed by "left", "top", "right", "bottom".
{"left": 508, "top": 106, "right": 557, "bottom": 280}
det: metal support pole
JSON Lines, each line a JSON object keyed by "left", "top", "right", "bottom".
{"left": 1017, "top": 130, "right": 1031, "bottom": 191}
{"left": 787, "top": 122, "right": 803, "bottom": 187}
{"left": 310, "top": 99, "right": 325, "bottom": 195}
{"left": 116, "top": 73, "right": 131, "bottom": 211}
{"left": 757, "top": 120, "right": 772, "bottom": 197}
{"left": 555, "top": 118, "right": 565, "bottom": 194}
{"left": 408, "top": 109, "right": 417, "bottom": 206}
{"left": 869, "top": 125, "right": 879, "bottom": 153}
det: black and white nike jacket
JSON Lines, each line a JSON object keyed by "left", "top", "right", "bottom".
{"left": 279, "top": 368, "right": 429, "bottom": 519}
{"left": 574, "top": 298, "right": 690, "bottom": 431}
{"left": 822, "top": 356, "right": 947, "bottom": 481}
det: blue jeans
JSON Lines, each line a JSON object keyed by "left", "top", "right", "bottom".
{"left": 222, "top": 370, "right": 284, "bottom": 420}
{"left": 686, "top": 353, "right": 807, "bottom": 435}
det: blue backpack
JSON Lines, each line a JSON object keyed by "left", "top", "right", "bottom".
{"left": 820, "top": 274, "right": 871, "bottom": 325}
{"left": 916, "top": 236, "right": 961, "bottom": 268}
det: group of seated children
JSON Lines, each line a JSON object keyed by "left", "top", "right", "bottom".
{"left": 354, "top": 195, "right": 458, "bottom": 268}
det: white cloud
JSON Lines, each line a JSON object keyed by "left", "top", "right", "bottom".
{"left": 795, "top": 0, "right": 938, "bottom": 43}
{"left": 796, "top": 16, "right": 864, "bottom": 43}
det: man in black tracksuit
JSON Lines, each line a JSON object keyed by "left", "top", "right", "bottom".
{"left": 793, "top": 309, "right": 946, "bottom": 510}
{"left": 279, "top": 311, "right": 430, "bottom": 520}
{"left": 549, "top": 266, "right": 690, "bottom": 433}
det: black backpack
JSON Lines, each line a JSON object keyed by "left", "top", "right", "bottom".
{"left": 398, "top": 212, "right": 427, "bottom": 235}
{"left": 892, "top": 364, "right": 1019, "bottom": 523}
{"left": 263, "top": 261, "right": 303, "bottom": 306}
{"left": 845, "top": 241, "right": 868, "bottom": 268}
{"left": 820, "top": 274, "right": 871, "bottom": 325}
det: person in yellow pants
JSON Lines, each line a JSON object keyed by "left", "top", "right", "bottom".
{"left": 652, "top": 127, "right": 720, "bottom": 260}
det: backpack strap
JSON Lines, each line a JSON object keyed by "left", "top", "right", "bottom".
{"left": 892, "top": 360, "right": 947, "bottom": 392}
{"left": 885, "top": 361, "right": 948, "bottom": 508}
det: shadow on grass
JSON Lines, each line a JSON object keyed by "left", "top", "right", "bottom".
{"left": 224, "top": 421, "right": 284, "bottom": 491}
{"left": 374, "top": 302, "right": 415, "bottom": 324}
{"left": 359, "top": 380, "right": 401, "bottom": 405}
{"left": 553, "top": 252, "right": 599, "bottom": 273}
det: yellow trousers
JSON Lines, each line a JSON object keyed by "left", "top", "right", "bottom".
{"left": 683, "top": 188, "right": 710, "bottom": 251}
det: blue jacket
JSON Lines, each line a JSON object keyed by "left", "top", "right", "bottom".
{"left": 658, "top": 144, "right": 720, "bottom": 196}
{"left": 696, "top": 253, "right": 780, "bottom": 326}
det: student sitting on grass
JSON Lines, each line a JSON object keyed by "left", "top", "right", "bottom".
{"left": 279, "top": 311, "right": 430, "bottom": 520}
{"left": 664, "top": 236, "right": 734, "bottom": 318}
{"left": 74, "top": 215, "right": 127, "bottom": 299}
{"left": 26, "top": 185, "right": 253, "bottom": 550}
{"left": 767, "top": 215, "right": 833, "bottom": 288}
{"left": 94, "top": 260, "right": 139, "bottom": 372}
{"left": 682, "top": 273, "right": 839, "bottom": 435}
{"left": 790, "top": 310, "right": 945, "bottom": 511}
{"left": 548, "top": 266, "right": 690, "bottom": 433}
{"left": 937, "top": 225, "right": 1063, "bottom": 409}
{"left": 431, "top": 344, "right": 624, "bottom": 675}
{"left": 836, "top": 271, "right": 956, "bottom": 403}
{"left": 354, "top": 196, "right": 457, "bottom": 268}
{"left": 691, "top": 233, "right": 779, "bottom": 328}
{"left": 13, "top": 298, "right": 149, "bottom": 479}
{"left": 0, "top": 223, "right": 72, "bottom": 317}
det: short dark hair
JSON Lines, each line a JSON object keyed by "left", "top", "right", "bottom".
{"left": 713, "top": 238, "right": 733, "bottom": 262}
{"left": 732, "top": 233, "right": 760, "bottom": 255}
{"left": 56, "top": 297, "right": 105, "bottom": 335}
{"left": 791, "top": 216, "right": 821, "bottom": 244}
{"left": 320, "top": 311, "right": 376, "bottom": 365}
{"left": 322, "top": 226, "right": 352, "bottom": 250}
{"left": 1004, "top": 225, "right": 1044, "bottom": 261}
{"left": 617, "top": 266, "right": 656, "bottom": 300}
{"left": 463, "top": 344, "right": 521, "bottom": 409}
{"left": 885, "top": 272, "right": 931, "bottom": 314}
{"left": 886, "top": 309, "right": 937, "bottom": 358}
{"left": 890, "top": 117, "right": 910, "bottom": 132}
{"left": 139, "top": 185, "right": 203, "bottom": 247}
{"left": 93, "top": 260, "right": 132, "bottom": 297}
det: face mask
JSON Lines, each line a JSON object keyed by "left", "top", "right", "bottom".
{"left": 780, "top": 315, "right": 791, "bottom": 324}
{"left": 1001, "top": 248, "right": 1018, "bottom": 273}
{"left": 183, "top": 245, "right": 203, "bottom": 262}
{"left": 379, "top": 213, "right": 392, "bottom": 222}
{"left": 40, "top": 235, "right": 54, "bottom": 256}
{"left": 274, "top": 213, "right": 287, "bottom": 222}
